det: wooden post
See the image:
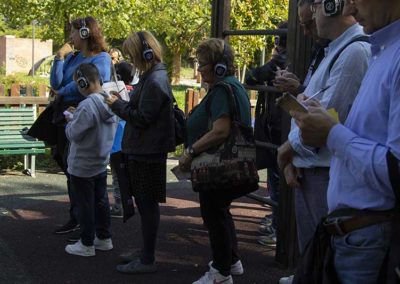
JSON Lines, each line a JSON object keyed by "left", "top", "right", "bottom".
{"left": 38, "top": 84, "right": 47, "bottom": 97}
{"left": 211, "top": 0, "right": 231, "bottom": 39}
{"left": 199, "top": 88, "right": 206, "bottom": 99}
{"left": 26, "top": 84, "right": 33, "bottom": 96}
{"left": 185, "top": 88, "right": 194, "bottom": 114}
{"left": 193, "top": 90, "right": 199, "bottom": 107}
{"left": 11, "top": 83, "right": 20, "bottom": 97}
{"left": 275, "top": 0, "right": 313, "bottom": 269}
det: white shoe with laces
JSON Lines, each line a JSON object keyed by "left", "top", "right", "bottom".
{"left": 65, "top": 240, "right": 95, "bottom": 257}
{"left": 193, "top": 266, "right": 233, "bottom": 284}
{"left": 279, "top": 275, "right": 294, "bottom": 284}
{"left": 208, "top": 260, "right": 244, "bottom": 276}
{"left": 93, "top": 237, "right": 113, "bottom": 251}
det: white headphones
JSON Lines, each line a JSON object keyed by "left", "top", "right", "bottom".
{"left": 79, "top": 18, "right": 90, "bottom": 39}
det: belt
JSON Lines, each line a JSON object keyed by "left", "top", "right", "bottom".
{"left": 323, "top": 211, "right": 394, "bottom": 236}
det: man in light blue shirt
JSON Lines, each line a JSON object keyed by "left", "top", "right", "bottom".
{"left": 291, "top": 0, "right": 400, "bottom": 282}
{"left": 277, "top": 0, "right": 370, "bottom": 258}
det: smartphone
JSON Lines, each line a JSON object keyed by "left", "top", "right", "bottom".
{"left": 276, "top": 93, "right": 308, "bottom": 114}
{"left": 63, "top": 110, "right": 74, "bottom": 120}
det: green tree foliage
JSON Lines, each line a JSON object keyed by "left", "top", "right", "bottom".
{"left": 0, "top": 0, "right": 288, "bottom": 82}
{"left": 230, "top": 0, "right": 289, "bottom": 78}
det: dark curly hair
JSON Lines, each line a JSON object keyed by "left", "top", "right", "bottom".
{"left": 71, "top": 17, "right": 107, "bottom": 53}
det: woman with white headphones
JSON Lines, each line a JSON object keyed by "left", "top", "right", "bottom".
{"left": 50, "top": 16, "right": 111, "bottom": 238}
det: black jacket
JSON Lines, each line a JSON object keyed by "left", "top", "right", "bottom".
{"left": 111, "top": 63, "right": 175, "bottom": 155}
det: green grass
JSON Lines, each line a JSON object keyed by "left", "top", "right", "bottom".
{"left": 180, "top": 67, "right": 195, "bottom": 79}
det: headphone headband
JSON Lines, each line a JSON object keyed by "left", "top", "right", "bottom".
{"left": 214, "top": 42, "right": 228, "bottom": 78}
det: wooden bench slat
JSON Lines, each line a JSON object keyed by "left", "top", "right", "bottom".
{"left": 0, "top": 108, "right": 34, "bottom": 112}
{"left": 0, "top": 149, "right": 46, "bottom": 155}
{"left": 0, "top": 141, "right": 45, "bottom": 148}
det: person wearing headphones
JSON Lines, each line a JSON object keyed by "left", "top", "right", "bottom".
{"left": 105, "top": 31, "right": 175, "bottom": 274}
{"left": 178, "top": 38, "right": 252, "bottom": 284}
{"left": 277, "top": 1, "right": 370, "bottom": 282}
{"left": 64, "top": 63, "right": 117, "bottom": 257}
{"left": 50, "top": 16, "right": 111, "bottom": 236}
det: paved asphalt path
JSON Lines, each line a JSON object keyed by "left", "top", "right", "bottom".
{"left": 0, "top": 160, "right": 291, "bottom": 284}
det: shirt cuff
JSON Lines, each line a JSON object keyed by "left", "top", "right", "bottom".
{"left": 327, "top": 124, "right": 357, "bottom": 158}
{"left": 288, "top": 127, "right": 316, "bottom": 156}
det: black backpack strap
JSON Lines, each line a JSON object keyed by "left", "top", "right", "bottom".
{"left": 328, "top": 35, "right": 370, "bottom": 73}
{"left": 387, "top": 151, "right": 400, "bottom": 211}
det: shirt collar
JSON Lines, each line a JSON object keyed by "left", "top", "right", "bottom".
{"left": 324, "top": 23, "right": 363, "bottom": 56}
{"left": 369, "top": 19, "right": 400, "bottom": 56}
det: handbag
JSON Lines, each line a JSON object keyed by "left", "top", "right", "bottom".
{"left": 102, "top": 63, "right": 130, "bottom": 101}
{"left": 190, "top": 82, "right": 259, "bottom": 198}
{"left": 172, "top": 96, "right": 186, "bottom": 146}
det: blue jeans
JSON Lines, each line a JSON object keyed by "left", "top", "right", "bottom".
{"left": 332, "top": 221, "right": 391, "bottom": 283}
{"left": 70, "top": 171, "right": 111, "bottom": 246}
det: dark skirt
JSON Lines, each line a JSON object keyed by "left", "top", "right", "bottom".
{"left": 127, "top": 159, "right": 167, "bottom": 203}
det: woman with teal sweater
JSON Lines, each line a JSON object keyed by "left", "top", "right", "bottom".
{"left": 50, "top": 16, "right": 111, "bottom": 235}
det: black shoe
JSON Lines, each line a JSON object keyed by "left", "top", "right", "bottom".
{"left": 110, "top": 206, "right": 123, "bottom": 218}
{"left": 54, "top": 220, "right": 80, "bottom": 235}
{"left": 67, "top": 229, "right": 81, "bottom": 243}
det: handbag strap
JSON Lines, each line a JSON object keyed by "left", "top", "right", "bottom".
{"left": 111, "top": 63, "right": 119, "bottom": 85}
{"left": 205, "top": 81, "right": 242, "bottom": 123}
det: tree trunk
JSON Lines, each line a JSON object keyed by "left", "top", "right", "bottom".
{"left": 172, "top": 53, "right": 181, "bottom": 85}
{"left": 241, "top": 64, "right": 247, "bottom": 83}
{"left": 63, "top": 14, "right": 71, "bottom": 43}
{"left": 236, "top": 66, "right": 241, "bottom": 82}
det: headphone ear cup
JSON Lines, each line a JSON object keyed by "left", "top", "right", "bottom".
{"left": 77, "top": 77, "right": 89, "bottom": 89}
{"left": 323, "top": 0, "right": 340, "bottom": 16}
{"left": 143, "top": 49, "right": 154, "bottom": 62}
{"left": 214, "top": 63, "right": 227, "bottom": 78}
{"left": 79, "top": 27, "right": 90, "bottom": 39}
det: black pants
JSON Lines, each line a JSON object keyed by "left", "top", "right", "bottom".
{"left": 53, "top": 124, "right": 78, "bottom": 223}
{"left": 199, "top": 190, "right": 239, "bottom": 276}
{"left": 70, "top": 171, "right": 111, "bottom": 246}
{"left": 135, "top": 197, "right": 160, "bottom": 264}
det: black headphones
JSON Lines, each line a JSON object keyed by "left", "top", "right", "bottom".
{"left": 322, "top": 0, "right": 343, "bottom": 16}
{"left": 214, "top": 42, "right": 228, "bottom": 78}
{"left": 79, "top": 18, "right": 90, "bottom": 39}
{"left": 137, "top": 32, "right": 154, "bottom": 62}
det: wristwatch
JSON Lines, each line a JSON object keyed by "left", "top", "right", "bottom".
{"left": 185, "top": 146, "right": 196, "bottom": 159}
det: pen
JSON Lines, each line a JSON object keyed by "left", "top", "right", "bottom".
{"left": 303, "top": 85, "right": 331, "bottom": 102}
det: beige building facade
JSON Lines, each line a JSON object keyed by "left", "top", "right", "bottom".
{"left": 0, "top": 35, "right": 53, "bottom": 75}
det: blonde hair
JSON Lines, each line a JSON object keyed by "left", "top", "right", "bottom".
{"left": 196, "top": 38, "right": 235, "bottom": 76}
{"left": 122, "top": 31, "right": 163, "bottom": 72}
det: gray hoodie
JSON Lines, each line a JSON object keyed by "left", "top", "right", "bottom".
{"left": 66, "top": 93, "right": 117, "bottom": 178}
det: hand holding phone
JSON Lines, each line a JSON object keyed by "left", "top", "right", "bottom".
{"left": 276, "top": 93, "right": 308, "bottom": 115}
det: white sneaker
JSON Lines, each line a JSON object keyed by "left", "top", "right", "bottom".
{"left": 193, "top": 266, "right": 233, "bottom": 284}
{"left": 279, "top": 275, "right": 294, "bottom": 284}
{"left": 65, "top": 240, "right": 95, "bottom": 257}
{"left": 94, "top": 237, "right": 113, "bottom": 251}
{"left": 208, "top": 260, "right": 244, "bottom": 276}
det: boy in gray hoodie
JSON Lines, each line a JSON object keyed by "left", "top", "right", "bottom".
{"left": 64, "top": 63, "right": 117, "bottom": 257}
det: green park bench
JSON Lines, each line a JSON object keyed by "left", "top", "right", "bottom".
{"left": 0, "top": 107, "right": 46, "bottom": 177}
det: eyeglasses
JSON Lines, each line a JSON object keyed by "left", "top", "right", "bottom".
{"left": 310, "top": 1, "right": 323, "bottom": 13}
